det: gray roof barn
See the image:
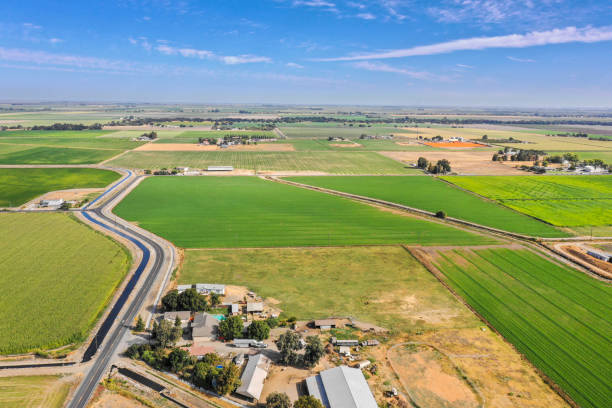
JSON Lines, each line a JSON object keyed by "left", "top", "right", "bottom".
{"left": 236, "top": 353, "right": 270, "bottom": 401}
{"left": 195, "top": 283, "right": 226, "bottom": 295}
{"left": 246, "top": 302, "right": 264, "bottom": 313}
{"left": 306, "top": 366, "right": 377, "bottom": 408}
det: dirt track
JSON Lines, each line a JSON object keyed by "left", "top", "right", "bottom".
{"left": 134, "top": 143, "right": 295, "bottom": 152}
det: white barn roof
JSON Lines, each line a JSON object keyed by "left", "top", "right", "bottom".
{"left": 236, "top": 353, "right": 270, "bottom": 400}
{"left": 306, "top": 366, "right": 377, "bottom": 408}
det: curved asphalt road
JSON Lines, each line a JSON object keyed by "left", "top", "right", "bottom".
{"left": 68, "top": 171, "right": 169, "bottom": 408}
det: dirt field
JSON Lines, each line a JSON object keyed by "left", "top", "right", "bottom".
{"left": 134, "top": 143, "right": 295, "bottom": 152}
{"left": 423, "top": 141, "right": 487, "bottom": 148}
{"left": 330, "top": 143, "right": 362, "bottom": 148}
{"left": 388, "top": 343, "right": 481, "bottom": 408}
{"left": 381, "top": 150, "right": 531, "bottom": 175}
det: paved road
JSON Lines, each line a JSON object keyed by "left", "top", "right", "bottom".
{"left": 68, "top": 172, "right": 171, "bottom": 408}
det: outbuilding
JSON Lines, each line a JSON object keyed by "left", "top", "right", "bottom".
{"left": 235, "top": 353, "right": 271, "bottom": 401}
{"left": 163, "top": 311, "right": 191, "bottom": 327}
{"left": 207, "top": 166, "right": 234, "bottom": 171}
{"left": 314, "top": 319, "right": 337, "bottom": 330}
{"left": 246, "top": 302, "right": 264, "bottom": 314}
{"left": 305, "top": 365, "right": 377, "bottom": 408}
{"left": 195, "top": 283, "right": 226, "bottom": 296}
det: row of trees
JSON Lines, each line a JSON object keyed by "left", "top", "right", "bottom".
{"left": 267, "top": 393, "right": 324, "bottom": 408}
{"left": 218, "top": 316, "right": 277, "bottom": 341}
{"left": 30, "top": 123, "right": 103, "bottom": 130}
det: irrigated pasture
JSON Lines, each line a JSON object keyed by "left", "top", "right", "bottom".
{"left": 108, "top": 151, "right": 416, "bottom": 174}
{"left": 155, "top": 130, "right": 276, "bottom": 143}
{"left": 0, "top": 213, "right": 130, "bottom": 354}
{"left": 431, "top": 248, "right": 612, "bottom": 408}
{"left": 279, "top": 125, "right": 401, "bottom": 139}
{"left": 0, "top": 168, "right": 120, "bottom": 207}
{"left": 180, "top": 246, "right": 479, "bottom": 331}
{"left": 443, "top": 175, "right": 612, "bottom": 226}
{"left": 0, "top": 375, "right": 72, "bottom": 408}
{"left": 0, "top": 144, "right": 120, "bottom": 164}
{"left": 286, "top": 176, "right": 568, "bottom": 237}
{"left": 286, "top": 138, "right": 435, "bottom": 152}
{"left": 114, "top": 177, "right": 495, "bottom": 248}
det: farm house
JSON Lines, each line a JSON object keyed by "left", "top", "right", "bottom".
{"left": 305, "top": 365, "right": 377, "bottom": 408}
{"left": 191, "top": 313, "right": 220, "bottom": 342}
{"left": 195, "top": 283, "right": 226, "bottom": 295}
{"left": 163, "top": 311, "right": 191, "bottom": 327}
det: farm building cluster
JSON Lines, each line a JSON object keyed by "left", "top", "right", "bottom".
{"left": 149, "top": 283, "right": 387, "bottom": 406}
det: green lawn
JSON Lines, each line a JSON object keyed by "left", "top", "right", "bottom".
{"left": 0, "top": 213, "right": 130, "bottom": 354}
{"left": 114, "top": 176, "right": 496, "bottom": 248}
{"left": 108, "top": 151, "right": 417, "bottom": 174}
{"left": 155, "top": 130, "right": 276, "bottom": 143}
{"left": 442, "top": 175, "right": 612, "bottom": 227}
{"left": 0, "top": 168, "right": 120, "bottom": 207}
{"left": 432, "top": 248, "right": 612, "bottom": 408}
{"left": 180, "top": 246, "right": 479, "bottom": 332}
{"left": 286, "top": 176, "right": 568, "bottom": 238}
{"left": 0, "top": 376, "right": 71, "bottom": 408}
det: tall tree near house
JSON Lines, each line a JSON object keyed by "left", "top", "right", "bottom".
{"left": 266, "top": 392, "right": 291, "bottom": 408}
{"left": 293, "top": 395, "right": 324, "bottom": 408}
{"left": 247, "top": 320, "right": 271, "bottom": 341}
{"left": 135, "top": 315, "right": 145, "bottom": 332}
{"left": 215, "top": 363, "right": 242, "bottom": 395}
{"left": 303, "top": 336, "right": 324, "bottom": 368}
{"left": 218, "top": 315, "right": 244, "bottom": 340}
{"left": 276, "top": 330, "right": 302, "bottom": 366}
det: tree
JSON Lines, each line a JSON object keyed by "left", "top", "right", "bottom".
{"left": 435, "top": 210, "right": 446, "bottom": 219}
{"left": 294, "top": 395, "right": 324, "bottom": 408}
{"left": 417, "top": 157, "right": 428, "bottom": 169}
{"left": 215, "top": 363, "right": 242, "bottom": 395}
{"left": 266, "top": 392, "right": 291, "bottom": 408}
{"left": 161, "top": 290, "right": 179, "bottom": 311}
{"left": 437, "top": 159, "right": 451, "bottom": 173}
{"left": 218, "top": 315, "right": 243, "bottom": 340}
{"left": 266, "top": 317, "right": 279, "bottom": 328}
{"left": 247, "top": 320, "right": 271, "bottom": 341}
{"left": 210, "top": 292, "right": 221, "bottom": 307}
{"left": 482, "top": 134, "right": 488, "bottom": 140}
{"left": 192, "top": 361, "right": 219, "bottom": 389}
{"left": 276, "top": 331, "right": 302, "bottom": 366}
{"left": 135, "top": 315, "right": 145, "bottom": 332}
{"left": 303, "top": 336, "right": 324, "bottom": 368}
{"left": 167, "top": 347, "right": 190, "bottom": 373}
{"left": 178, "top": 288, "right": 207, "bottom": 312}
{"left": 152, "top": 319, "right": 182, "bottom": 348}
{"left": 491, "top": 153, "right": 499, "bottom": 162}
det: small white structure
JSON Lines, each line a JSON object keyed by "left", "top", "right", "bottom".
{"left": 236, "top": 353, "right": 271, "bottom": 401}
{"left": 39, "top": 199, "right": 65, "bottom": 207}
{"left": 339, "top": 346, "right": 351, "bottom": 356}
{"left": 207, "top": 166, "right": 234, "bottom": 171}
{"left": 195, "top": 283, "right": 225, "bottom": 296}
{"left": 177, "top": 284, "right": 192, "bottom": 293}
{"left": 355, "top": 360, "right": 371, "bottom": 369}
{"left": 230, "top": 303, "right": 241, "bottom": 315}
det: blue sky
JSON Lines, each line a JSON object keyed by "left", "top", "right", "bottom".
{"left": 1, "top": 0, "right": 611, "bottom": 107}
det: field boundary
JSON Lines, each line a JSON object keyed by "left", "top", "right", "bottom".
{"left": 406, "top": 246, "right": 580, "bottom": 408}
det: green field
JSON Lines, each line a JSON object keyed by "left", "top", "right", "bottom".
{"left": 0, "top": 213, "right": 130, "bottom": 354}
{"left": 443, "top": 175, "right": 612, "bottom": 227}
{"left": 114, "top": 177, "right": 495, "bottom": 248}
{"left": 286, "top": 176, "right": 568, "bottom": 237}
{"left": 279, "top": 125, "right": 404, "bottom": 139}
{"left": 547, "top": 151, "right": 612, "bottom": 163}
{"left": 283, "top": 138, "right": 436, "bottom": 152}
{"left": 0, "top": 375, "right": 71, "bottom": 408}
{"left": 180, "top": 246, "right": 479, "bottom": 332}
{"left": 432, "top": 248, "right": 612, "bottom": 408}
{"left": 0, "top": 144, "right": 121, "bottom": 164}
{"left": 0, "top": 168, "right": 120, "bottom": 207}
{"left": 155, "top": 130, "right": 276, "bottom": 143}
{"left": 108, "top": 151, "right": 417, "bottom": 174}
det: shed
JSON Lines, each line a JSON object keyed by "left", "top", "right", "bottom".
{"left": 587, "top": 250, "right": 610, "bottom": 262}
{"left": 39, "top": 199, "right": 65, "bottom": 207}
{"left": 235, "top": 353, "right": 271, "bottom": 401}
{"left": 314, "top": 319, "right": 337, "bottom": 330}
{"left": 191, "top": 313, "right": 220, "bottom": 342}
{"left": 355, "top": 360, "right": 371, "bottom": 369}
{"left": 177, "top": 284, "right": 192, "bottom": 293}
{"left": 229, "top": 303, "right": 241, "bottom": 315}
{"left": 246, "top": 302, "right": 264, "bottom": 313}
{"left": 332, "top": 338, "right": 359, "bottom": 347}
{"left": 207, "top": 166, "right": 234, "bottom": 171}
{"left": 339, "top": 346, "right": 351, "bottom": 356}
{"left": 305, "top": 366, "right": 377, "bottom": 408}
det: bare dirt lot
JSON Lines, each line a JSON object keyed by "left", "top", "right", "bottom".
{"left": 134, "top": 143, "right": 295, "bottom": 152}
{"left": 423, "top": 141, "right": 487, "bottom": 148}
{"left": 380, "top": 150, "right": 532, "bottom": 175}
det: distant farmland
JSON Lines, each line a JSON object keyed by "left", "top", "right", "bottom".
{"left": 0, "top": 168, "right": 120, "bottom": 207}
{"left": 114, "top": 176, "right": 496, "bottom": 248}
{"left": 108, "top": 151, "right": 417, "bottom": 174}
{"left": 443, "top": 175, "right": 612, "bottom": 227}
{"left": 0, "top": 213, "right": 130, "bottom": 354}
{"left": 287, "top": 176, "right": 568, "bottom": 238}
{"left": 0, "top": 144, "right": 121, "bottom": 165}
{"left": 431, "top": 248, "right": 612, "bottom": 408}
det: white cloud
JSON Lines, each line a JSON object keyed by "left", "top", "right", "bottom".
{"left": 356, "top": 13, "right": 376, "bottom": 20}
{"left": 456, "top": 63, "right": 474, "bottom": 68}
{"left": 152, "top": 43, "right": 271, "bottom": 64}
{"left": 507, "top": 56, "right": 536, "bottom": 62}
{"left": 49, "top": 38, "right": 63, "bottom": 44}
{"left": 317, "top": 26, "right": 612, "bottom": 61}
{"left": 428, "top": 0, "right": 563, "bottom": 24}
{"left": 347, "top": 1, "right": 366, "bottom": 9}
{"left": 352, "top": 61, "right": 448, "bottom": 81}
{"left": 286, "top": 62, "right": 304, "bottom": 68}
{"left": 22, "top": 22, "right": 42, "bottom": 30}
{"left": 293, "top": 0, "right": 335, "bottom": 7}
